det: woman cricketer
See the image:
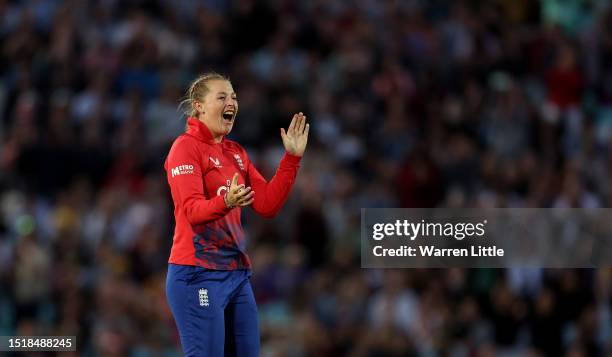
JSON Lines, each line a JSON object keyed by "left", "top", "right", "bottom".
{"left": 164, "top": 73, "right": 309, "bottom": 356}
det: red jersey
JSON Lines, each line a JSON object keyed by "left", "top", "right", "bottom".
{"left": 164, "top": 117, "right": 301, "bottom": 269}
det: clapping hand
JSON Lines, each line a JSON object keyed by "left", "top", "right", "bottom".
{"left": 280, "top": 112, "right": 309, "bottom": 157}
{"left": 224, "top": 173, "right": 254, "bottom": 208}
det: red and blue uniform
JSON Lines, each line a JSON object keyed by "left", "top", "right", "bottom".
{"left": 164, "top": 117, "right": 301, "bottom": 356}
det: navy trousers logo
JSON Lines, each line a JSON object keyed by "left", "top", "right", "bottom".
{"left": 198, "top": 288, "right": 209, "bottom": 307}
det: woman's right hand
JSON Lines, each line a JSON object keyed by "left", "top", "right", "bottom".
{"left": 224, "top": 173, "right": 254, "bottom": 208}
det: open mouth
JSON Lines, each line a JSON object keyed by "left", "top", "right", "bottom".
{"left": 222, "top": 110, "right": 235, "bottom": 121}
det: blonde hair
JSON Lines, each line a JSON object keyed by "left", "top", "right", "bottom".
{"left": 179, "top": 72, "right": 230, "bottom": 117}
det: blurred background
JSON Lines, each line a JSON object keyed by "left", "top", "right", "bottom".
{"left": 1, "top": 0, "right": 612, "bottom": 356}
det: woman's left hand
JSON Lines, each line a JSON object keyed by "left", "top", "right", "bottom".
{"left": 280, "top": 112, "right": 309, "bottom": 157}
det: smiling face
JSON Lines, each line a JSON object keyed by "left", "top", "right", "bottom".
{"left": 193, "top": 80, "right": 238, "bottom": 141}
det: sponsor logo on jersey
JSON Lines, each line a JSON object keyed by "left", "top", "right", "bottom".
{"left": 209, "top": 157, "right": 222, "bottom": 168}
{"left": 216, "top": 179, "right": 232, "bottom": 196}
{"left": 171, "top": 164, "right": 195, "bottom": 177}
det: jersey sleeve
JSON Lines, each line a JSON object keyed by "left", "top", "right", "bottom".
{"left": 246, "top": 150, "right": 302, "bottom": 218}
{"left": 166, "top": 138, "right": 231, "bottom": 224}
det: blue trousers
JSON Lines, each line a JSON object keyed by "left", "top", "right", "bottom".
{"left": 165, "top": 264, "right": 259, "bottom": 357}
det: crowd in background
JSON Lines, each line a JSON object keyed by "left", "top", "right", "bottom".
{"left": 1, "top": 0, "right": 612, "bottom": 355}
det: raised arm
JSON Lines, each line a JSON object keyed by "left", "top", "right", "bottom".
{"left": 248, "top": 112, "right": 309, "bottom": 218}
{"left": 247, "top": 153, "right": 301, "bottom": 218}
